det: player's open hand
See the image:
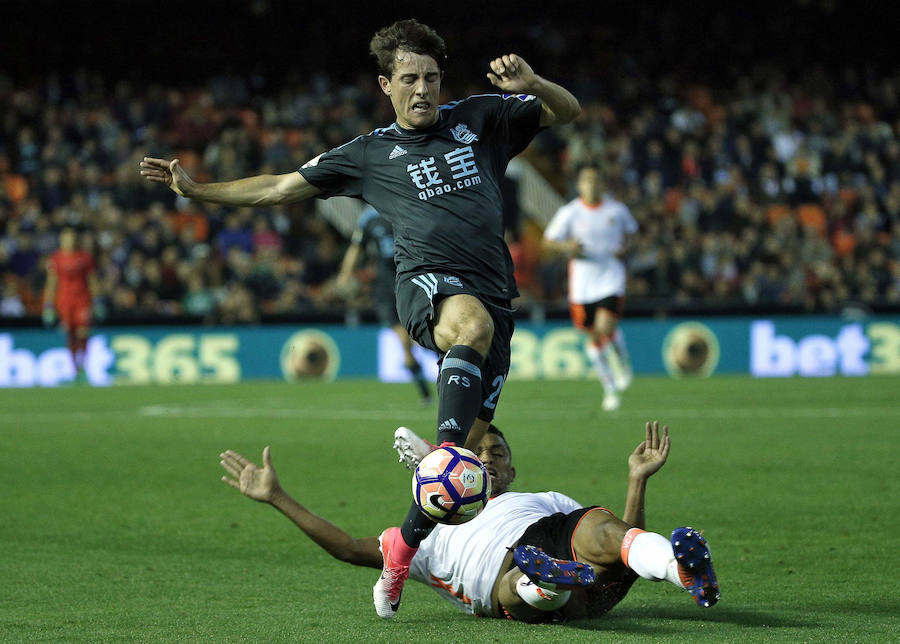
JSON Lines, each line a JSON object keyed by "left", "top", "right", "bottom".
{"left": 140, "top": 157, "right": 194, "bottom": 197}
{"left": 486, "top": 54, "right": 538, "bottom": 94}
{"left": 220, "top": 446, "right": 281, "bottom": 503}
{"left": 628, "top": 421, "right": 670, "bottom": 481}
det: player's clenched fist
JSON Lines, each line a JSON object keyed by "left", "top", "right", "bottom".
{"left": 486, "top": 53, "right": 537, "bottom": 93}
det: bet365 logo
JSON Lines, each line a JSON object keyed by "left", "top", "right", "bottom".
{"left": 750, "top": 320, "right": 900, "bottom": 377}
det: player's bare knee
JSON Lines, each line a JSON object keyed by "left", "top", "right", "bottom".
{"left": 457, "top": 316, "right": 494, "bottom": 354}
{"left": 595, "top": 313, "right": 617, "bottom": 339}
{"left": 435, "top": 296, "right": 494, "bottom": 354}
{"left": 589, "top": 328, "right": 608, "bottom": 346}
{"left": 573, "top": 511, "right": 629, "bottom": 567}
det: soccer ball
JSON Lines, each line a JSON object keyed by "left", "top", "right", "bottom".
{"left": 412, "top": 445, "right": 491, "bottom": 525}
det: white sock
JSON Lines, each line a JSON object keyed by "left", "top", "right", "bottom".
{"left": 586, "top": 343, "right": 616, "bottom": 394}
{"left": 599, "top": 341, "right": 625, "bottom": 385}
{"left": 620, "top": 528, "right": 685, "bottom": 588}
{"left": 515, "top": 574, "right": 572, "bottom": 610}
{"left": 611, "top": 328, "right": 631, "bottom": 373}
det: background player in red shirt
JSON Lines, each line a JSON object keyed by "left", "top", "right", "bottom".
{"left": 42, "top": 227, "right": 103, "bottom": 381}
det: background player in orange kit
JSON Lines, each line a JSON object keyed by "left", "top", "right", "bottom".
{"left": 42, "top": 227, "right": 103, "bottom": 381}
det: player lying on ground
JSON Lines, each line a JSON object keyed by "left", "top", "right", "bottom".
{"left": 219, "top": 421, "right": 719, "bottom": 621}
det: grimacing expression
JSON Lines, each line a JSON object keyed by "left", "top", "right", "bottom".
{"left": 577, "top": 167, "right": 604, "bottom": 205}
{"left": 475, "top": 433, "right": 515, "bottom": 496}
{"left": 378, "top": 50, "right": 442, "bottom": 130}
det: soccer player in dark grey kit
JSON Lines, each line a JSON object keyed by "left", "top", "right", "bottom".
{"left": 336, "top": 206, "right": 432, "bottom": 404}
{"left": 140, "top": 18, "right": 580, "bottom": 618}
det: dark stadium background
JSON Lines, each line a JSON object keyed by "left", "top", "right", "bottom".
{"left": 3, "top": 1, "right": 895, "bottom": 83}
{"left": 2, "top": 0, "right": 899, "bottom": 327}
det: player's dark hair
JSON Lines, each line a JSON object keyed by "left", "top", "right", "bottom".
{"left": 59, "top": 225, "right": 83, "bottom": 239}
{"left": 487, "top": 424, "right": 510, "bottom": 459}
{"left": 369, "top": 19, "right": 447, "bottom": 77}
{"left": 576, "top": 161, "right": 604, "bottom": 177}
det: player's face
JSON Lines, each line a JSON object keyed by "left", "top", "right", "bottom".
{"left": 475, "top": 433, "right": 515, "bottom": 496}
{"left": 577, "top": 168, "right": 603, "bottom": 205}
{"left": 379, "top": 50, "right": 442, "bottom": 130}
{"left": 59, "top": 229, "right": 76, "bottom": 250}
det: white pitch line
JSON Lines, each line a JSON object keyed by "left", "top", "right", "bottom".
{"left": 137, "top": 404, "right": 431, "bottom": 420}
{"left": 3, "top": 404, "right": 895, "bottom": 426}
{"left": 133, "top": 404, "right": 900, "bottom": 420}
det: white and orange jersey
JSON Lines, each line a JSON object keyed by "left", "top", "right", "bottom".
{"left": 409, "top": 491, "right": 582, "bottom": 616}
{"left": 544, "top": 196, "right": 638, "bottom": 303}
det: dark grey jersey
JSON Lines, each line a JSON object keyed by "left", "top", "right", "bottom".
{"left": 298, "top": 93, "right": 544, "bottom": 299}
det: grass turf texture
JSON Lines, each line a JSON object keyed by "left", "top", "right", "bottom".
{"left": 2, "top": 375, "right": 898, "bottom": 642}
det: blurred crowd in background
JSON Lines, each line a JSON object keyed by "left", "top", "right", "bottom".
{"left": 2, "top": 3, "right": 899, "bottom": 323}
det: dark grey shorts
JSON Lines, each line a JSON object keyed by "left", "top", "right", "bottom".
{"left": 396, "top": 272, "right": 514, "bottom": 422}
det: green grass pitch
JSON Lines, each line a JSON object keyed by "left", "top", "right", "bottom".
{"left": 2, "top": 375, "right": 898, "bottom": 642}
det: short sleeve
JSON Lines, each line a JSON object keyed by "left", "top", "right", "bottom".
{"left": 490, "top": 94, "right": 544, "bottom": 157}
{"left": 543, "top": 205, "right": 572, "bottom": 241}
{"left": 297, "top": 136, "right": 366, "bottom": 199}
{"left": 542, "top": 491, "right": 583, "bottom": 513}
{"left": 622, "top": 205, "right": 639, "bottom": 234}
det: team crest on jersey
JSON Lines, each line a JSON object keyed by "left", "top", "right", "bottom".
{"left": 501, "top": 93, "right": 536, "bottom": 102}
{"left": 444, "top": 276, "right": 463, "bottom": 288}
{"left": 450, "top": 123, "right": 479, "bottom": 144}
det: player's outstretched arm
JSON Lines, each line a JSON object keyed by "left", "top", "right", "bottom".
{"left": 42, "top": 270, "right": 58, "bottom": 327}
{"left": 623, "top": 421, "right": 670, "bottom": 529}
{"left": 335, "top": 242, "right": 363, "bottom": 291}
{"left": 140, "top": 157, "right": 321, "bottom": 206}
{"left": 220, "top": 447, "right": 382, "bottom": 568}
{"left": 543, "top": 237, "right": 583, "bottom": 259}
{"left": 486, "top": 54, "right": 580, "bottom": 126}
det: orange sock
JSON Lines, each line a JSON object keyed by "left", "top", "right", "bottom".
{"left": 620, "top": 527, "right": 646, "bottom": 567}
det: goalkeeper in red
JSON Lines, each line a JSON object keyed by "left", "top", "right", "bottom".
{"left": 141, "top": 19, "right": 580, "bottom": 618}
{"left": 42, "top": 227, "right": 103, "bottom": 381}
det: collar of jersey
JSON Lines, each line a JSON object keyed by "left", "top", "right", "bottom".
{"left": 391, "top": 112, "right": 446, "bottom": 136}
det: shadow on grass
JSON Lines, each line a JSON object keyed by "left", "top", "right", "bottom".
{"left": 563, "top": 605, "right": 816, "bottom": 633}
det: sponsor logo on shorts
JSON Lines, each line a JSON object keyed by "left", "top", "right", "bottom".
{"left": 444, "top": 276, "right": 463, "bottom": 288}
